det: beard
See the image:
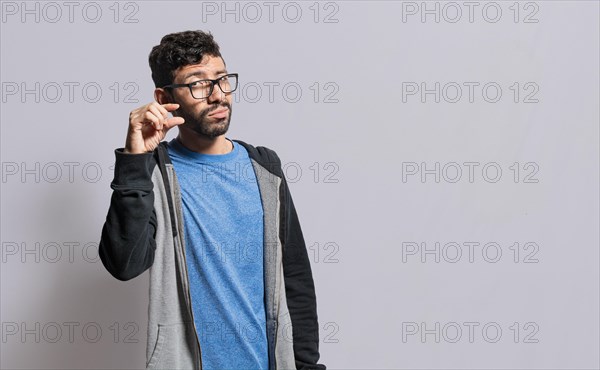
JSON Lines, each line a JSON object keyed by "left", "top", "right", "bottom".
{"left": 174, "top": 101, "right": 232, "bottom": 139}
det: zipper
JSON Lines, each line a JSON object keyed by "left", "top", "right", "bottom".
{"left": 169, "top": 169, "right": 202, "bottom": 369}
{"left": 177, "top": 226, "right": 202, "bottom": 369}
{"left": 158, "top": 145, "right": 203, "bottom": 369}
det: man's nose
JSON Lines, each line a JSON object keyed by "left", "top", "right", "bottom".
{"left": 207, "top": 82, "right": 225, "bottom": 103}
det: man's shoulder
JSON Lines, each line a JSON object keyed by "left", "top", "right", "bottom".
{"left": 233, "top": 139, "right": 283, "bottom": 177}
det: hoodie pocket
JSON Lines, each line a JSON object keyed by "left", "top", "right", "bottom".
{"left": 147, "top": 322, "right": 196, "bottom": 369}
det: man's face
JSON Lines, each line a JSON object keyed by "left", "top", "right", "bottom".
{"left": 167, "top": 55, "right": 233, "bottom": 139}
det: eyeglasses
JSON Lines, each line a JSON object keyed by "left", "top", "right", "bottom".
{"left": 162, "top": 73, "right": 239, "bottom": 100}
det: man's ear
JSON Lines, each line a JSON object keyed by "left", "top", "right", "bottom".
{"left": 155, "top": 88, "right": 180, "bottom": 117}
{"left": 154, "top": 88, "right": 172, "bottom": 105}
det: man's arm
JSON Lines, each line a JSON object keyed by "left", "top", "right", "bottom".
{"left": 98, "top": 150, "right": 158, "bottom": 281}
{"left": 280, "top": 170, "right": 326, "bottom": 370}
{"left": 99, "top": 101, "right": 184, "bottom": 281}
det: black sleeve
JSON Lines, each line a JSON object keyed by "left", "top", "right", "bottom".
{"left": 98, "top": 148, "right": 158, "bottom": 281}
{"left": 279, "top": 159, "right": 326, "bottom": 370}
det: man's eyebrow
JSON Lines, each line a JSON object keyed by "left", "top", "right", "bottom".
{"left": 184, "top": 69, "right": 228, "bottom": 80}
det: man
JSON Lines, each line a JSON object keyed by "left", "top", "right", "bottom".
{"left": 98, "top": 30, "right": 325, "bottom": 370}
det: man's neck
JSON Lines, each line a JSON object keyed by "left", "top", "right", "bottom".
{"left": 176, "top": 133, "right": 233, "bottom": 155}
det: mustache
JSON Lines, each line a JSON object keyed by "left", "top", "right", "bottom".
{"left": 206, "top": 102, "right": 231, "bottom": 113}
{"left": 171, "top": 102, "right": 232, "bottom": 120}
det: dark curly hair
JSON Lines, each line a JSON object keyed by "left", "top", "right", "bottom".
{"left": 148, "top": 30, "right": 224, "bottom": 88}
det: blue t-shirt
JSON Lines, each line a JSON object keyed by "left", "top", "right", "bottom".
{"left": 167, "top": 137, "right": 268, "bottom": 370}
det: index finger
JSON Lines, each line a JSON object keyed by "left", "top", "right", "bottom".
{"left": 160, "top": 103, "right": 180, "bottom": 112}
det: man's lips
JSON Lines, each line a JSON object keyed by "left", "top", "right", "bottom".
{"left": 209, "top": 108, "right": 229, "bottom": 119}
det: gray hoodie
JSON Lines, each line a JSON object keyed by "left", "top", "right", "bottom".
{"left": 99, "top": 140, "right": 325, "bottom": 370}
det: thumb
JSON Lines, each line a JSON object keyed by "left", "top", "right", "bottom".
{"left": 163, "top": 116, "right": 185, "bottom": 131}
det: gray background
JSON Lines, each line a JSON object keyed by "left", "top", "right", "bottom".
{"left": 1, "top": 0, "right": 598, "bottom": 369}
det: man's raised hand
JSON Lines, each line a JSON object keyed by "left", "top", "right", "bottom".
{"left": 125, "top": 102, "right": 185, "bottom": 154}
